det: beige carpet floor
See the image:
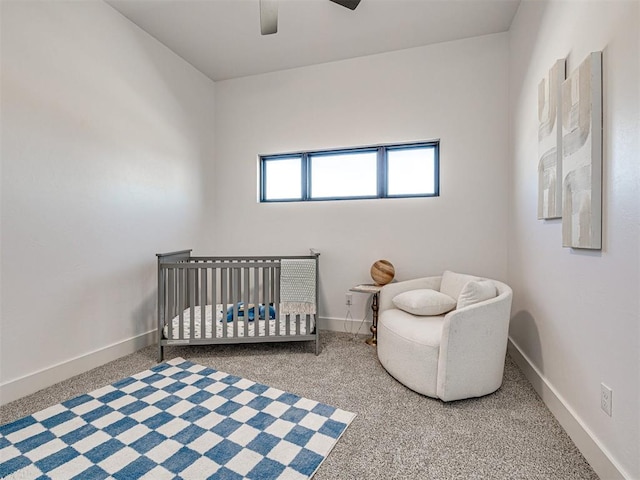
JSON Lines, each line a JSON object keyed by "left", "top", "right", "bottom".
{"left": 1, "top": 331, "right": 598, "bottom": 479}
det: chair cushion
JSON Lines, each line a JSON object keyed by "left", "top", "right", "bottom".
{"left": 440, "top": 271, "right": 480, "bottom": 301}
{"left": 457, "top": 280, "right": 497, "bottom": 309}
{"left": 380, "top": 309, "right": 446, "bottom": 346}
{"left": 377, "top": 309, "right": 446, "bottom": 397}
{"left": 392, "top": 289, "right": 456, "bottom": 316}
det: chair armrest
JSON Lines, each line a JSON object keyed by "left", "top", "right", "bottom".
{"left": 379, "top": 276, "right": 442, "bottom": 313}
{"left": 436, "top": 288, "right": 513, "bottom": 401}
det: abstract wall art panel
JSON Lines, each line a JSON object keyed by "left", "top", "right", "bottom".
{"left": 561, "top": 51, "right": 603, "bottom": 249}
{"left": 538, "top": 59, "right": 565, "bottom": 219}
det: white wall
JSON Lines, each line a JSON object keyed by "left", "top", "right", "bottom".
{"left": 212, "top": 33, "right": 509, "bottom": 324}
{"left": 0, "top": 0, "right": 215, "bottom": 403}
{"left": 2, "top": 1, "right": 637, "bottom": 475}
{"left": 508, "top": 1, "right": 639, "bottom": 478}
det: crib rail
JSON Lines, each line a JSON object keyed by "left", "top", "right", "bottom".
{"left": 156, "top": 250, "right": 320, "bottom": 360}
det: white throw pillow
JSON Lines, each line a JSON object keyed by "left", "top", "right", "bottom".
{"left": 457, "top": 280, "right": 497, "bottom": 309}
{"left": 392, "top": 289, "right": 457, "bottom": 316}
{"left": 440, "top": 271, "right": 481, "bottom": 300}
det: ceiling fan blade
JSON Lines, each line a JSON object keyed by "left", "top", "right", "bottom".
{"left": 260, "top": 0, "right": 278, "bottom": 35}
{"left": 329, "top": 0, "right": 361, "bottom": 10}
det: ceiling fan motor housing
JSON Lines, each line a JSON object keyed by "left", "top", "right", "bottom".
{"left": 260, "top": 0, "right": 361, "bottom": 36}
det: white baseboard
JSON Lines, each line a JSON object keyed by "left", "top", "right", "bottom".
{"left": 318, "top": 316, "right": 371, "bottom": 335}
{"left": 507, "top": 338, "right": 630, "bottom": 480}
{"left": 0, "top": 330, "right": 156, "bottom": 406}
{"left": 7, "top": 326, "right": 625, "bottom": 477}
{"left": 0, "top": 320, "right": 359, "bottom": 407}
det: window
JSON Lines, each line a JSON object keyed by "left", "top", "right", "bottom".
{"left": 310, "top": 150, "right": 377, "bottom": 199}
{"left": 260, "top": 141, "right": 439, "bottom": 202}
{"left": 262, "top": 156, "right": 301, "bottom": 201}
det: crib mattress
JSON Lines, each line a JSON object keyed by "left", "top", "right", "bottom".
{"left": 163, "top": 304, "right": 314, "bottom": 340}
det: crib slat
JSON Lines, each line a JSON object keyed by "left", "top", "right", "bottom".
{"left": 275, "top": 266, "right": 281, "bottom": 336}
{"left": 271, "top": 267, "right": 276, "bottom": 305}
{"left": 212, "top": 268, "right": 218, "bottom": 339}
{"left": 296, "top": 314, "right": 300, "bottom": 336}
{"left": 201, "top": 268, "right": 207, "bottom": 339}
{"left": 167, "top": 268, "right": 175, "bottom": 339}
{"left": 263, "top": 267, "right": 270, "bottom": 337}
{"left": 254, "top": 266, "right": 260, "bottom": 338}
{"left": 194, "top": 264, "right": 199, "bottom": 307}
{"left": 170, "top": 268, "right": 174, "bottom": 338}
{"left": 179, "top": 268, "right": 185, "bottom": 340}
{"left": 189, "top": 269, "right": 195, "bottom": 342}
{"left": 232, "top": 268, "right": 238, "bottom": 339}
{"left": 270, "top": 268, "right": 278, "bottom": 336}
{"left": 243, "top": 267, "right": 249, "bottom": 338}
{"left": 221, "top": 268, "right": 228, "bottom": 338}
{"left": 262, "top": 267, "right": 272, "bottom": 335}
{"left": 167, "top": 269, "right": 173, "bottom": 340}
{"left": 306, "top": 313, "right": 311, "bottom": 336}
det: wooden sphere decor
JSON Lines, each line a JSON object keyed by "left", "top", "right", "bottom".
{"left": 371, "top": 260, "right": 395, "bottom": 285}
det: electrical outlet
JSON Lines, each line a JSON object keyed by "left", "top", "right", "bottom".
{"left": 345, "top": 293, "right": 353, "bottom": 306}
{"left": 601, "top": 383, "right": 612, "bottom": 416}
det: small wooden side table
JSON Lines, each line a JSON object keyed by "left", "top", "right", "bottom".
{"left": 350, "top": 284, "right": 383, "bottom": 345}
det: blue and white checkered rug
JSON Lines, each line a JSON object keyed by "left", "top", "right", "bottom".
{"left": 0, "top": 358, "right": 356, "bottom": 479}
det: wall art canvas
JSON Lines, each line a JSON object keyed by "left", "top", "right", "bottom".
{"left": 561, "top": 51, "right": 602, "bottom": 249}
{"left": 538, "top": 59, "right": 565, "bottom": 219}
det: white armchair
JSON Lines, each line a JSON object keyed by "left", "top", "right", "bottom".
{"left": 377, "top": 271, "right": 513, "bottom": 402}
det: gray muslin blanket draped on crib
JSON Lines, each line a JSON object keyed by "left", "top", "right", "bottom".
{"left": 280, "top": 259, "right": 317, "bottom": 315}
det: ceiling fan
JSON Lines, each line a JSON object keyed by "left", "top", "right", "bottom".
{"left": 260, "top": 0, "right": 361, "bottom": 35}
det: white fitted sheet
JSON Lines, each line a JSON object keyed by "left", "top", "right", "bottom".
{"left": 163, "top": 304, "right": 315, "bottom": 340}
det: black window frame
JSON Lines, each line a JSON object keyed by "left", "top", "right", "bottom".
{"left": 260, "top": 140, "right": 440, "bottom": 202}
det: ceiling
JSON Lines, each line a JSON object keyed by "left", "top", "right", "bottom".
{"left": 106, "top": 0, "right": 521, "bottom": 82}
